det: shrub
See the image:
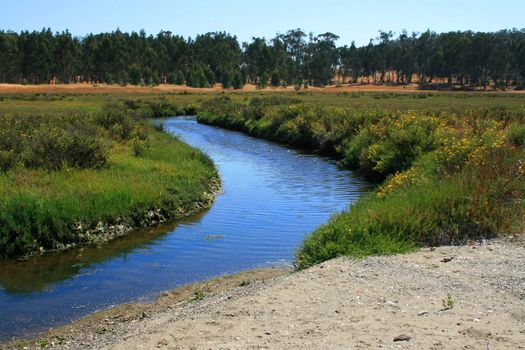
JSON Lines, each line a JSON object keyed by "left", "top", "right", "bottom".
{"left": 0, "top": 150, "right": 17, "bottom": 172}
{"left": 508, "top": 123, "right": 525, "bottom": 146}
{"left": 23, "top": 120, "right": 108, "bottom": 170}
{"left": 296, "top": 150, "right": 523, "bottom": 269}
{"left": 147, "top": 100, "right": 180, "bottom": 118}
{"left": 342, "top": 112, "right": 442, "bottom": 180}
{"left": 0, "top": 113, "right": 109, "bottom": 171}
{"left": 95, "top": 103, "right": 134, "bottom": 140}
{"left": 131, "top": 138, "right": 149, "bottom": 157}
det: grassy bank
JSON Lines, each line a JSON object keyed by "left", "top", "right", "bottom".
{"left": 0, "top": 103, "right": 218, "bottom": 259}
{"left": 2, "top": 89, "right": 525, "bottom": 115}
{"left": 198, "top": 97, "right": 525, "bottom": 268}
{"left": 2, "top": 91, "right": 524, "bottom": 263}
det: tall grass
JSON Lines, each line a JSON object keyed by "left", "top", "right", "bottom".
{"left": 0, "top": 104, "right": 218, "bottom": 259}
{"left": 198, "top": 97, "right": 525, "bottom": 268}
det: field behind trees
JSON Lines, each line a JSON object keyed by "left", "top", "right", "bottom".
{"left": 1, "top": 28, "right": 525, "bottom": 89}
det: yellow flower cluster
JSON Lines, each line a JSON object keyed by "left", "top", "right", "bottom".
{"left": 369, "top": 111, "right": 442, "bottom": 140}
{"left": 435, "top": 118, "right": 509, "bottom": 170}
{"left": 377, "top": 167, "right": 422, "bottom": 198}
{"left": 437, "top": 135, "right": 472, "bottom": 164}
{"left": 465, "top": 124, "right": 506, "bottom": 166}
{"left": 516, "top": 159, "right": 525, "bottom": 177}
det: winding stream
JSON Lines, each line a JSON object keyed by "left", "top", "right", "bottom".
{"left": 0, "top": 117, "right": 370, "bottom": 341}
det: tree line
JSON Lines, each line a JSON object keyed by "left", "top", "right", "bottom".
{"left": 0, "top": 28, "right": 524, "bottom": 89}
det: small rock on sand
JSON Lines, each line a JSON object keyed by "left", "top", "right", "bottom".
{"left": 393, "top": 334, "right": 412, "bottom": 342}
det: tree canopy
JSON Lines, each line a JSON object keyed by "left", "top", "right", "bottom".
{"left": 0, "top": 28, "right": 524, "bottom": 89}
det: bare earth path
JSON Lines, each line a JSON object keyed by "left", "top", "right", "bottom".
{"left": 7, "top": 239, "right": 525, "bottom": 349}
{"left": 2, "top": 83, "right": 525, "bottom": 95}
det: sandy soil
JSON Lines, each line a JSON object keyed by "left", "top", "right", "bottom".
{"left": 0, "top": 83, "right": 523, "bottom": 95}
{"left": 6, "top": 238, "right": 524, "bottom": 350}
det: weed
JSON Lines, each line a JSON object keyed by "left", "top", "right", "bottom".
{"left": 95, "top": 327, "right": 114, "bottom": 334}
{"left": 36, "top": 338, "right": 50, "bottom": 348}
{"left": 442, "top": 294, "right": 455, "bottom": 310}
{"left": 189, "top": 291, "right": 207, "bottom": 302}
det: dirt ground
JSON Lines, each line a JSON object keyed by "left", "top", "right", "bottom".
{"left": 5, "top": 238, "right": 524, "bottom": 350}
{"left": 1, "top": 83, "right": 523, "bottom": 95}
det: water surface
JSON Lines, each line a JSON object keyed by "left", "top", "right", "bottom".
{"left": 0, "top": 117, "right": 370, "bottom": 341}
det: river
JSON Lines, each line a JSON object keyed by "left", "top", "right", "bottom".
{"left": 0, "top": 117, "right": 370, "bottom": 341}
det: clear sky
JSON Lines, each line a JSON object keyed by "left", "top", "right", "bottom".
{"left": 1, "top": 0, "right": 524, "bottom": 46}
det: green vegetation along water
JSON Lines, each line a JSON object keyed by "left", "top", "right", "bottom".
{"left": 198, "top": 96, "right": 525, "bottom": 268}
{"left": 0, "top": 90, "right": 524, "bottom": 342}
{"left": 0, "top": 103, "right": 218, "bottom": 259}
{"left": 0, "top": 116, "right": 369, "bottom": 341}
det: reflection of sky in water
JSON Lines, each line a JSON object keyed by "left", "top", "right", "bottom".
{"left": 0, "top": 117, "right": 370, "bottom": 341}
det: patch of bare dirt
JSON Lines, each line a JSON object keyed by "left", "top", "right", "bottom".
{"left": 0, "top": 83, "right": 523, "bottom": 95}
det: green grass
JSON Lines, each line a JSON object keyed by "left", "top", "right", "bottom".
{"left": 1, "top": 90, "right": 525, "bottom": 115}
{"left": 1, "top": 90, "right": 524, "bottom": 263}
{"left": 0, "top": 102, "right": 218, "bottom": 259}
{"left": 0, "top": 129, "right": 218, "bottom": 258}
{"left": 198, "top": 96, "right": 525, "bottom": 269}
{"left": 296, "top": 163, "right": 523, "bottom": 268}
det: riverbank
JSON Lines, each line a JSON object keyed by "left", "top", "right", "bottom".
{"left": 4, "top": 238, "right": 524, "bottom": 349}
{"left": 198, "top": 97, "right": 525, "bottom": 267}
{"left": 0, "top": 104, "right": 220, "bottom": 259}
{"left": 0, "top": 115, "right": 365, "bottom": 341}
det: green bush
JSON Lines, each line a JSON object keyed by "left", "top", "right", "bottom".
{"left": 146, "top": 100, "right": 180, "bottom": 118}
{"left": 341, "top": 112, "right": 442, "bottom": 180}
{"left": 508, "top": 123, "right": 525, "bottom": 146}
{"left": 0, "top": 150, "right": 17, "bottom": 172}
{"left": 131, "top": 138, "right": 149, "bottom": 157}
{"left": 95, "top": 103, "right": 134, "bottom": 140}
{"left": 0, "top": 113, "right": 109, "bottom": 171}
{"left": 0, "top": 115, "right": 218, "bottom": 259}
{"left": 296, "top": 148, "right": 523, "bottom": 269}
{"left": 24, "top": 123, "right": 107, "bottom": 170}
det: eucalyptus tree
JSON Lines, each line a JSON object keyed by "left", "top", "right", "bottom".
{"left": 305, "top": 32, "right": 340, "bottom": 86}
{"left": 53, "top": 30, "right": 81, "bottom": 83}
{"left": 0, "top": 27, "right": 524, "bottom": 88}
{"left": 243, "top": 37, "right": 271, "bottom": 84}
{"left": 0, "top": 31, "right": 21, "bottom": 82}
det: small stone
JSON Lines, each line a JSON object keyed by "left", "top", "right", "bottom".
{"left": 417, "top": 311, "right": 429, "bottom": 316}
{"left": 393, "top": 334, "right": 412, "bottom": 342}
{"left": 441, "top": 257, "right": 454, "bottom": 263}
{"left": 157, "top": 339, "right": 168, "bottom": 347}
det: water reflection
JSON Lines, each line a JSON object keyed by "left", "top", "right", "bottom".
{"left": 0, "top": 219, "right": 198, "bottom": 295}
{"left": 0, "top": 117, "right": 370, "bottom": 341}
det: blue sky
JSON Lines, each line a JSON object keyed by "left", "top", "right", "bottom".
{"left": 1, "top": 0, "right": 524, "bottom": 46}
